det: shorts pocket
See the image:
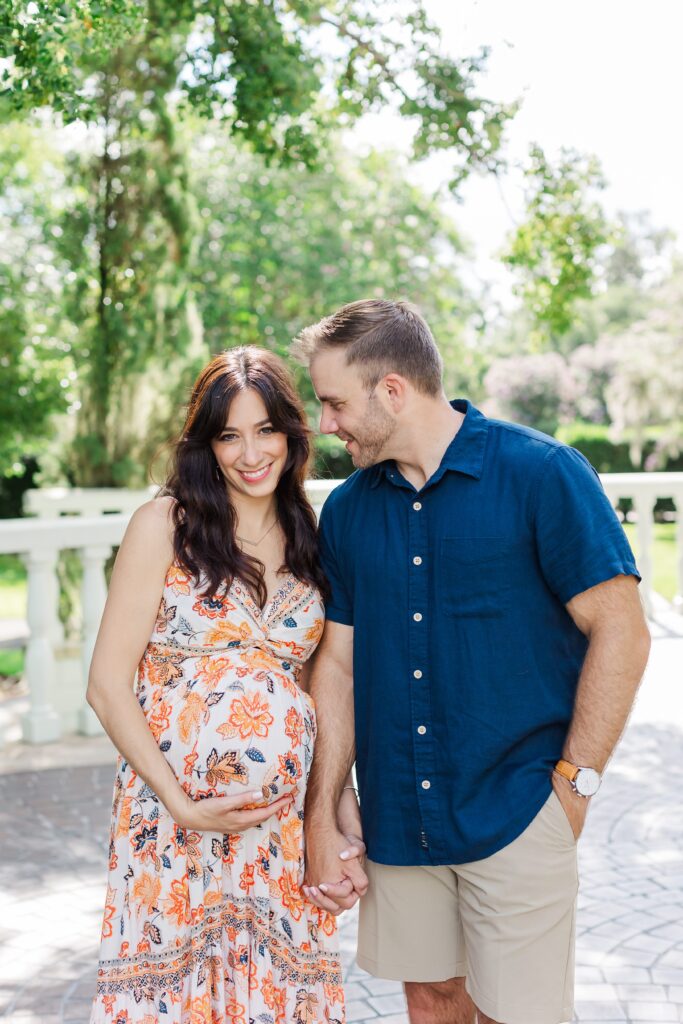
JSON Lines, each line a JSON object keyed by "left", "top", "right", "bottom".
{"left": 440, "top": 537, "right": 513, "bottom": 618}
{"left": 548, "top": 789, "right": 578, "bottom": 845}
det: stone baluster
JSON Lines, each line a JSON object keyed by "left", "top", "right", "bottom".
{"left": 674, "top": 489, "right": 683, "bottom": 614}
{"left": 634, "top": 493, "right": 655, "bottom": 618}
{"left": 21, "top": 547, "right": 62, "bottom": 743}
{"left": 48, "top": 555, "right": 65, "bottom": 648}
{"left": 77, "top": 544, "right": 111, "bottom": 736}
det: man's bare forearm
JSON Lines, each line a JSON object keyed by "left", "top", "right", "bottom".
{"left": 305, "top": 647, "right": 355, "bottom": 828}
{"left": 564, "top": 579, "right": 651, "bottom": 771}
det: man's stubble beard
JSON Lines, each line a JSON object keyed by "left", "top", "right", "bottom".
{"left": 350, "top": 399, "right": 396, "bottom": 469}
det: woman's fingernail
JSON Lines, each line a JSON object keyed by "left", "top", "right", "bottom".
{"left": 339, "top": 850, "right": 350, "bottom": 860}
{"left": 250, "top": 791, "right": 263, "bottom": 800}
{"left": 319, "top": 883, "right": 328, "bottom": 893}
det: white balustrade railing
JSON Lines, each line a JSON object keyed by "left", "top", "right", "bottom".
{"left": 1, "top": 474, "right": 681, "bottom": 744}
{"left": 0, "top": 514, "right": 128, "bottom": 744}
{"left": 23, "top": 481, "right": 335, "bottom": 521}
{"left": 600, "top": 473, "right": 683, "bottom": 618}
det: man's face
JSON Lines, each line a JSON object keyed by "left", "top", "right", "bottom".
{"left": 310, "top": 349, "right": 396, "bottom": 468}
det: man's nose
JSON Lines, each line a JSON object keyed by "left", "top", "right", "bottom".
{"left": 319, "top": 409, "right": 338, "bottom": 435}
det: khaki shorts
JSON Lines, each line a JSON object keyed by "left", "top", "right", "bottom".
{"left": 357, "top": 791, "right": 579, "bottom": 1024}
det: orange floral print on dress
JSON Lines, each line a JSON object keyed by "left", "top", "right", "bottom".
{"left": 277, "top": 868, "right": 305, "bottom": 921}
{"left": 177, "top": 691, "right": 209, "bottom": 744}
{"left": 163, "top": 878, "right": 192, "bottom": 926}
{"left": 195, "top": 653, "right": 234, "bottom": 688}
{"left": 221, "top": 692, "right": 274, "bottom": 740}
{"left": 132, "top": 871, "right": 161, "bottom": 914}
{"left": 284, "top": 706, "right": 305, "bottom": 745}
{"left": 90, "top": 568, "right": 343, "bottom": 1024}
{"left": 280, "top": 816, "right": 303, "bottom": 863}
{"left": 166, "top": 564, "right": 191, "bottom": 596}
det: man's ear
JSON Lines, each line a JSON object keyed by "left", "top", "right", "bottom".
{"left": 378, "top": 373, "right": 409, "bottom": 413}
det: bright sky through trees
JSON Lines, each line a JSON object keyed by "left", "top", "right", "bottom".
{"left": 350, "top": 0, "right": 683, "bottom": 304}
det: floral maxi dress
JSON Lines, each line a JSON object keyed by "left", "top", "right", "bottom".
{"left": 90, "top": 566, "right": 344, "bottom": 1024}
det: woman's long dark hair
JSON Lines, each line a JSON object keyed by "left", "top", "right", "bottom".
{"left": 163, "top": 347, "right": 328, "bottom": 608}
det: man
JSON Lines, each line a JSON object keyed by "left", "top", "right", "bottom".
{"left": 294, "top": 299, "right": 651, "bottom": 1024}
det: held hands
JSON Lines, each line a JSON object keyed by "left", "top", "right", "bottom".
{"left": 172, "top": 789, "right": 294, "bottom": 833}
{"left": 552, "top": 773, "right": 590, "bottom": 840}
{"left": 303, "top": 826, "right": 368, "bottom": 916}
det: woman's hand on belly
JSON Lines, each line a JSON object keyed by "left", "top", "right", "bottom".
{"left": 173, "top": 787, "right": 294, "bottom": 833}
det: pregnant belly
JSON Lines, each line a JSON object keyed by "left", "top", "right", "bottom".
{"left": 146, "top": 680, "right": 315, "bottom": 802}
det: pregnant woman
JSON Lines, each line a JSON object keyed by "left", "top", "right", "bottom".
{"left": 87, "top": 347, "right": 363, "bottom": 1024}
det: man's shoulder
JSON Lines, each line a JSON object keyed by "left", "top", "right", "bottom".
{"left": 484, "top": 415, "right": 599, "bottom": 489}
{"left": 319, "top": 468, "right": 374, "bottom": 520}
{"left": 486, "top": 416, "right": 567, "bottom": 466}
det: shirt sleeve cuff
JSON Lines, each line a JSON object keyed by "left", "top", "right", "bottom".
{"left": 556, "top": 563, "right": 641, "bottom": 606}
{"left": 324, "top": 604, "right": 354, "bottom": 626}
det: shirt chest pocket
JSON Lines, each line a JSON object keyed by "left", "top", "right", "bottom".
{"left": 440, "top": 537, "right": 513, "bottom": 618}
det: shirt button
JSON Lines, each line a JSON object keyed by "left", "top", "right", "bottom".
{"left": 412, "top": 556, "right": 422, "bottom": 566}
{"left": 413, "top": 669, "right": 423, "bottom": 679}
{"left": 413, "top": 612, "right": 423, "bottom": 622}
{"left": 417, "top": 725, "right": 427, "bottom": 735}
{"left": 421, "top": 779, "right": 431, "bottom": 790}
{"left": 413, "top": 501, "right": 422, "bottom": 511}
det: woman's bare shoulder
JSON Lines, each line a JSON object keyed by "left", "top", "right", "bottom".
{"left": 125, "top": 496, "right": 176, "bottom": 556}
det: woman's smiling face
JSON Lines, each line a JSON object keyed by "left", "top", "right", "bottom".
{"left": 210, "top": 388, "right": 288, "bottom": 499}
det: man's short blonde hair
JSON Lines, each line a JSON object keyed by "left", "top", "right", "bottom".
{"left": 293, "top": 298, "right": 443, "bottom": 396}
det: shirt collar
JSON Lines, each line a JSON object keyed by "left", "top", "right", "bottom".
{"left": 369, "top": 399, "right": 488, "bottom": 489}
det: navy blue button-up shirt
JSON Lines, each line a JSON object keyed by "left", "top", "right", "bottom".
{"left": 318, "top": 400, "right": 640, "bottom": 865}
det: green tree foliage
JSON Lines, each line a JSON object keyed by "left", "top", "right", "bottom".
{"left": 3, "top": 122, "right": 475, "bottom": 485}
{"left": 0, "top": 123, "right": 76, "bottom": 476}
{"left": 502, "top": 145, "right": 611, "bottom": 349}
{"left": 1, "top": 1, "right": 514, "bottom": 177}
{"left": 0, "top": 0, "right": 512, "bottom": 485}
{"left": 190, "top": 132, "right": 474, "bottom": 381}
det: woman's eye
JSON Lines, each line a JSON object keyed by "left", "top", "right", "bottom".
{"left": 220, "top": 433, "right": 237, "bottom": 442}
{"left": 260, "top": 426, "right": 275, "bottom": 435}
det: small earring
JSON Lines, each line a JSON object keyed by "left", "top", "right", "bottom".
{"left": 214, "top": 463, "right": 221, "bottom": 481}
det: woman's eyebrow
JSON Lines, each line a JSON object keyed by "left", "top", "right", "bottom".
{"left": 221, "top": 417, "right": 272, "bottom": 430}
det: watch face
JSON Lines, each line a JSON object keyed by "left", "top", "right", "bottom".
{"left": 575, "top": 767, "right": 601, "bottom": 797}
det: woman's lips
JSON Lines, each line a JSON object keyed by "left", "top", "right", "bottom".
{"left": 237, "top": 463, "right": 273, "bottom": 483}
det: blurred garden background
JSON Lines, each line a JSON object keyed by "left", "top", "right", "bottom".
{"left": 1, "top": 0, "right": 682, "bottom": 690}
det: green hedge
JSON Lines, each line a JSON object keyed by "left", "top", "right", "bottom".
{"left": 312, "top": 434, "right": 354, "bottom": 480}
{"left": 556, "top": 422, "right": 683, "bottom": 474}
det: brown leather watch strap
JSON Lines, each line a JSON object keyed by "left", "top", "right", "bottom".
{"left": 554, "top": 759, "right": 579, "bottom": 783}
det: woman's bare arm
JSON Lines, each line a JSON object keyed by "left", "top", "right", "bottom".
{"left": 88, "top": 498, "right": 293, "bottom": 832}
{"left": 86, "top": 497, "right": 190, "bottom": 818}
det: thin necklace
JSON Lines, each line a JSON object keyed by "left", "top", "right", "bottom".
{"left": 236, "top": 518, "right": 278, "bottom": 547}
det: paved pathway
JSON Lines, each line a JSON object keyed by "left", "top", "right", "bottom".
{"left": 0, "top": 622, "right": 682, "bottom": 1024}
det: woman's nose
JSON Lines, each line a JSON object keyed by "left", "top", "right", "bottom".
{"left": 240, "top": 438, "right": 262, "bottom": 465}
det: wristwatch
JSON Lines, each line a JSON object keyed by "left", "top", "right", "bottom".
{"left": 554, "top": 759, "right": 601, "bottom": 797}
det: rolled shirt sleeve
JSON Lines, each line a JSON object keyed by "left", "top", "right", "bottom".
{"left": 534, "top": 445, "right": 641, "bottom": 605}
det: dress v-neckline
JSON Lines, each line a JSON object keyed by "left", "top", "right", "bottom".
{"left": 242, "top": 572, "right": 298, "bottom": 625}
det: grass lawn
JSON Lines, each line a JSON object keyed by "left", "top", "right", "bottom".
{"left": 623, "top": 522, "right": 678, "bottom": 603}
{"left": 0, "top": 648, "right": 23, "bottom": 678}
{"left": 0, "top": 554, "right": 27, "bottom": 618}
{"left": 0, "top": 554, "right": 27, "bottom": 679}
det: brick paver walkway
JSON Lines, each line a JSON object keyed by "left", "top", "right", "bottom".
{"left": 1, "top": 629, "right": 682, "bottom": 1023}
